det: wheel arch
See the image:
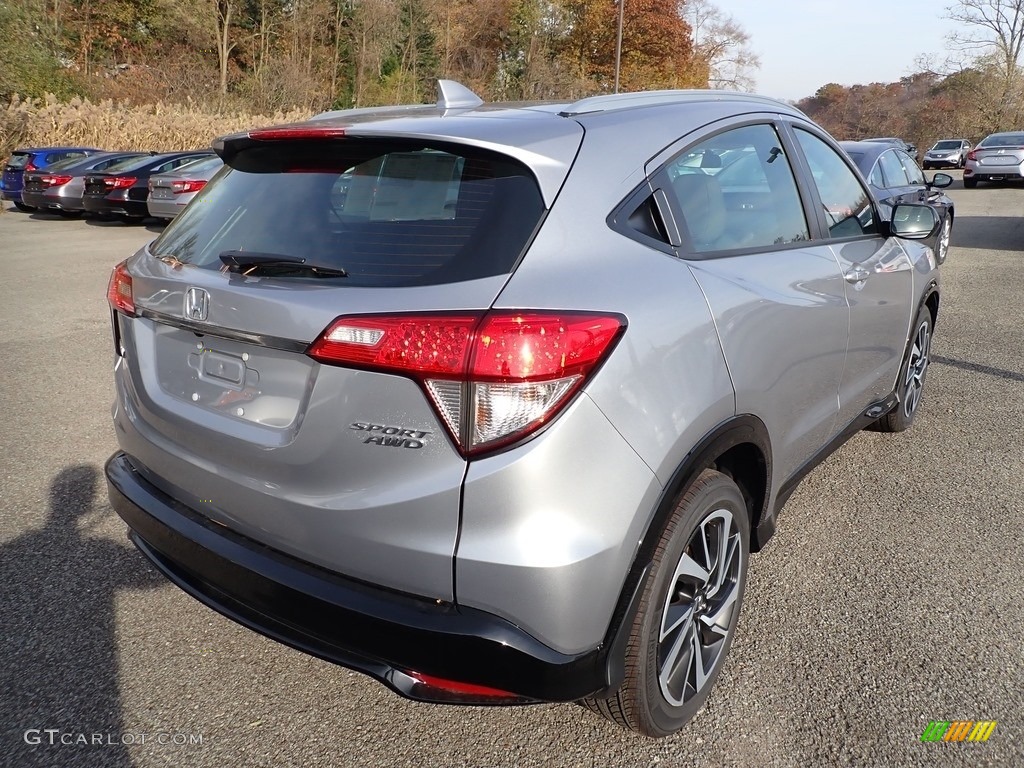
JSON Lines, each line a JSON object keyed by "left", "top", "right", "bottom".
{"left": 921, "top": 279, "right": 940, "bottom": 328}
{"left": 596, "top": 415, "right": 773, "bottom": 696}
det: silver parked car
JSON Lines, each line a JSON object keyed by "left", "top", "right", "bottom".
{"left": 146, "top": 155, "right": 224, "bottom": 220}
{"left": 20, "top": 151, "right": 149, "bottom": 216}
{"left": 105, "top": 82, "right": 941, "bottom": 737}
{"left": 922, "top": 138, "right": 970, "bottom": 170}
{"left": 963, "top": 131, "right": 1024, "bottom": 187}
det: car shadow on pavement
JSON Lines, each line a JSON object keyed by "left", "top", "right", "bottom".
{"left": 0, "top": 464, "right": 165, "bottom": 767}
{"left": 932, "top": 354, "right": 1024, "bottom": 383}
{"left": 951, "top": 215, "right": 1024, "bottom": 251}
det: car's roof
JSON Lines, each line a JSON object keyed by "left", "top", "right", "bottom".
{"left": 839, "top": 140, "right": 894, "bottom": 177}
{"left": 218, "top": 84, "right": 810, "bottom": 205}
{"left": 13, "top": 146, "right": 102, "bottom": 153}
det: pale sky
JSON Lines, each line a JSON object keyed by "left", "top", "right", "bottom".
{"left": 708, "top": 0, "right": 963, "bottom": 102}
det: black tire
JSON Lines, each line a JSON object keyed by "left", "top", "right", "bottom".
{"left": 582, "top": 469, "right": 749, "bottom": 737}
{"left": 963, "top": 177, "right": 978, "bottom": 189}
{"left": 872, "top": 304, "right": 932, "bottom": 433}
{"left": 14, "top": 201, "right": 36, "bottom": 212}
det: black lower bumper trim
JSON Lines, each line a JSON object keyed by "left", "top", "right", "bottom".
{"left": 105, "top": 452, "right": 606, "bottom": 703}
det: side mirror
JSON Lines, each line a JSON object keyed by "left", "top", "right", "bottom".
{"left": 928, "top": 172, "right": 954, "bottom": 189}
{"left": 890, "top": 203, "right": 939, "bottom": 239}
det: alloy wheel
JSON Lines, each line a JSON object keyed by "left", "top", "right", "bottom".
{"left": 902, "top": 320, "right": 931, "bottom": 419}
{"left": 936, "top": 216, "right": 951, "bottom": 264}
{"left": 657, "top": 508, "right": 743, "bottom": 707}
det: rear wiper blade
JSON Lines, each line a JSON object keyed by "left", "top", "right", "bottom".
{"left": 219, "top": 250, "right": 347, "bottom": 278}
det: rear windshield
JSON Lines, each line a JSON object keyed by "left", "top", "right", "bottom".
{"left": 150, "top": 140, "right": 546, "bottom": 287}
{"left": 932, "top": 141, "right": 962, "bottom": 150}
{"left": 42, "top": 155, "right": 89, "bottom": 172}
{"left": 5, "top": 152, "right": 31, "bottom": 169}
{"left": 171, "top": 155, "right": 224, "bottom": 177}
{"left": 980, "top": 133, "right": 1024, "bottom": 147}
{"left": 103, "top": 155, "right": 159, "bottom": 173}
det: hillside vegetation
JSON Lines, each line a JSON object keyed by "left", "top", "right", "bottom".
{"left": 2, "top": 0, "right": 1023, "bottom": 156}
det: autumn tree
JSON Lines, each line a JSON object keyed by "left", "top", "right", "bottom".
{"left": 945, "top": 0, "right": 1024, "bottom": 128}
{"left": 563, "top": 0, "right": 704, "bottom": 92}
{"left": 680, "top": 0, "right": 759, "bottom": 91}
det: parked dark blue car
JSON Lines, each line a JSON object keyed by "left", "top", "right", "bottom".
{"left": 2, "top": 147, "right": 102, "bottom": 211}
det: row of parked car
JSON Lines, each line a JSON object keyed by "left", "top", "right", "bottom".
{"left": 862, "top": 132, "right": 1024, "bottom": 187}
{"left": 1, "top": 147, "right": 222, "bottom": 222}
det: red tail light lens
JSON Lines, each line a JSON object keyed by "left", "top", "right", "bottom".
{"left": 171, "top": 179, "right": 208, "bottom": 194}
{"left": 966, "top": 150, "right": 977, "bottom": 161}
{"left": 24, "top": 161, "right": 37, "bottom": 172}
{"left": 308, "top": 311, "right": 625, "bottom": 455}
{"left": 405, "top": 671, "right": 531, "bottom": 704}
{"left": 249, "top": 126, "right": 348, "bottom": 141}
{"left": 104, "top": 176, "right": 136, "bottom": 189}
{"left": 107, "top": 261, "right": 135, "bottom": 316}
{"left": 43, "top": 174, "right": 72, "bottom": 186}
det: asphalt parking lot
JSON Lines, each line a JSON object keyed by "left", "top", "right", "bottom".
{"left": 1, "top": 178, "right": 1021, "bottom": 767}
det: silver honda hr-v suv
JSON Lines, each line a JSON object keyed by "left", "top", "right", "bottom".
{"left": 105, "top": 82, "right": 940, "bottom": 737}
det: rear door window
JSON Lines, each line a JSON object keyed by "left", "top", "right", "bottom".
{"left": 664, "top": 123, "right": 809, "bottom": 253}
{"left": 151, "top": 141, "right": 545, "bottom": 287}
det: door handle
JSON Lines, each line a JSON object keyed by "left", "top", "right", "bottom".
{"left": 844, "top": 265, "right": 871, "bottom": 283}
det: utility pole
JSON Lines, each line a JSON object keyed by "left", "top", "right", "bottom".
{"left": 614, "top": 0, "right": 624, "bottom": 93}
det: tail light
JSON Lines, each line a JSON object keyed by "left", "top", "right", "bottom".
{"left": 249, "top": 126, "right": 348, "bottom": 141}
{"left": 24, "top": 161, "right": 37, "bottom": 172}
{"left": 41, "top": 174, "right": 72, "bottom": 186}
{"left": 104, "top": 176, "right": 136, "bottom": 189}
{"left": 308, "top": 311, "right": 625, "bottom": 456}
{"left": 107, "top": 261, "right": 135, "bottom": 316}
{"left": 171, "top": 179, "right": 207, "bottom": 194}
{"left": 966, "top": 150, "right": 977, "bottom": 161}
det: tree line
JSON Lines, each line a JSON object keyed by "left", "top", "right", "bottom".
{"left": 3, "top": 0, "right": 1023, "bottom": 153}
{"left": 0, "top": 0, "right": 757, "bottom": 112}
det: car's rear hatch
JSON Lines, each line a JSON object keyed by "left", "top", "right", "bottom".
{"left": 111, "top": 118, "right": 582, "bottom": 601}
{"left": 2, "top": 151, "right": 31, "bottom": 195}
{"left": 972, "top": 135, "right": 1024, "bottom": 169}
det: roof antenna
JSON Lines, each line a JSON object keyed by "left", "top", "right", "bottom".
{"left": 436, "top": 80, "right": 484, "bottom": 111}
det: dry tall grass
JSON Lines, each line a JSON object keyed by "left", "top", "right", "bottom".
{"left": 1, "top": 94, "right": 314, "bottom": 156}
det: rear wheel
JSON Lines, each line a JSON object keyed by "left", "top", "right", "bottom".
{"left": 13, "top": 201, "right": 35, "bottom": 212}
{"left": 963, "top": 177, "right": 978, "bottom": 188}
{"left": 583, "top": 469, "right": 749, "bottom": 737}
{"left": 872, "top": 304, "right": 932, "bottom": 433}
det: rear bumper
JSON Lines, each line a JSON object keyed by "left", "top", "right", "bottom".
{"left": 964, "top": 167, "right": 1024, "bottom": 181}
{"left": 146, "top": 198, "right": 184, "bottom": 219}
{"left": 83, "top": 195, "right": 149, "bottom": 217}
{"left": 105, "top": 451, "right": 609, "bottom": 704}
